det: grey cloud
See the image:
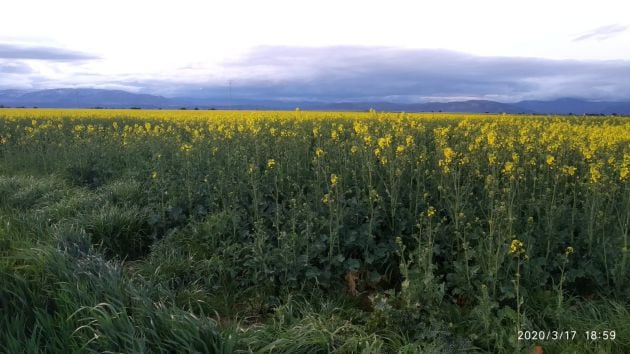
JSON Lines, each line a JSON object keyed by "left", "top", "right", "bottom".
{"left": 0, "top": 43, "right": 97, "bottom": 61}
{"left": 0, "top": 61, "right": 32, "bottom": 74}
{"left": 175, "top": 46, "right": 630, "bottom": 102}
{"left": 573, "top": 25, "right": 628, "bottom": 42}
{"left": 3, "top": 45, "right": 630, "bottom": 103}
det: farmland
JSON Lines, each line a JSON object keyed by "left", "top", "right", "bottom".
{"left": 1, "top": 108, "right": 629, "bottom": 353}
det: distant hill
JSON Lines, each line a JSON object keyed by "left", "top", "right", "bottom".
{"left": 308, "top": 99, "right": 630, "bottom": 114}
{"left": 0, "top": 88, "right": 174, "bottom": 108}
{"left": 516, "top": 98, "right": 630, "bottom": 115}
{"left": 418, "top": 100, "right": 530, "bottom": 113}
{"left": 307, "top": 100, "right": 529, "bottom": 113}
{"left": 1, "top": 88, "right": 629, "bottom": 115}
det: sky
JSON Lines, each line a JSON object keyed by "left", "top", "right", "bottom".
{"left": 1, "top": 0, "right": 630, "bottom": 102}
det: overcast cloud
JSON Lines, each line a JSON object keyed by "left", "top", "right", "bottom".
{"left": 0, "top": 43, "right": 97, "bottom": 61}
{"left": 164, "top": 46, "right": 630, "bottom": 102}
{"left": 0, "top": 61, "right": 32, "bottom": 74}
{"left": 2, "top": 45, "right": 630, "bottom": 103}
{"left": 573, "top": 25, "right": 629, "bottom": 42}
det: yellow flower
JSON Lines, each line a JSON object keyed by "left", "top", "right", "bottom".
{"left": 509, "top": 239, "right": 525, "bottom": 255}
{"left": 315, "top": 148, "right": 324, "bottom": 158}
{"left": 426, "top": 206, "right": 436, "bottom": 218}
{"left": 443, "top": 147, "right": 455, "bottom": 162}
{"left": 151, "top": 171, "right": 158, "bottom": 179}
{"left": 369, "top": 189, "right": 379, "bottom": 202}
{"left": 620, "top": 167, "right": 629, "bottom": 181}
{"left": 582, "top": 148, "right": 593, "bottom": 160}
{"left": 350, "top": 145, "right": 359, "bottom": 154}
{"left": 502, "top": 161, "right": 514, "bottom": 175}
{"left": 322, "top": 193, "right": 332, "bottom": 204}
{"left": 487, "top": 131, "right": 497, "bottom": 146}
{"left": 438, "top": 147, "right": 456, "bottom": 173}
{"left": 565, "top": 246, "right": 574, "bottom": 256}
{"left": 330, "top": 173, "right": 339, "bottom": 187}
{"left": 267, "top": 159, "right": 276, "bottom": 169}
{"left": 396, "top": 145, "right": 405, "bottom": 155}
{"left": 561, "top": 165, "right": 576, "bottom": 176}
{"left": 433, "top": 127, "right": 450, "bottom": 139}
{"left": 180, "top": 143, "right": 193, "bottom": 153}
{"left": 353, "top": 122, "right": 368, "bottom": 135}
{"left": 377, "top": 134, "right": 392, "bottom": 149}
{"left": 488, "top": 153, "right": 497, "bottom": 166}
{"left": 438, "top": 159, "right": 450, "bottom": 174}
{"left": 546, "top": 155, "right": 555, "bottom": 167}
{"left": 589, "top": 164, "right": 602, "bottom": 183}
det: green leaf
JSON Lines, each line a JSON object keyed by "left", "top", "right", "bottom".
{"left": 345, "top": 258, "right": 361, "bottom": 270}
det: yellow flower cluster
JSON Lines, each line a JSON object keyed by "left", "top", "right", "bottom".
{"left": 2, "top": 109, "right": 628, "bottom": 190}
{"left": 180, "top": 143, "right": 192, "bottom": 153}
{"left": 330, "top": 174, "right": 339, "bottom": 187}
{"left": 509, "top": 239, "right": 525, "bottom": 255}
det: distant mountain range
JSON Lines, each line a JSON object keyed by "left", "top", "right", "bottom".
{"left": 1, "top": 88, "right": 630, "bottom": 115}
{"left": 0, "top": 89, "right": 175, "bottom": 109}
